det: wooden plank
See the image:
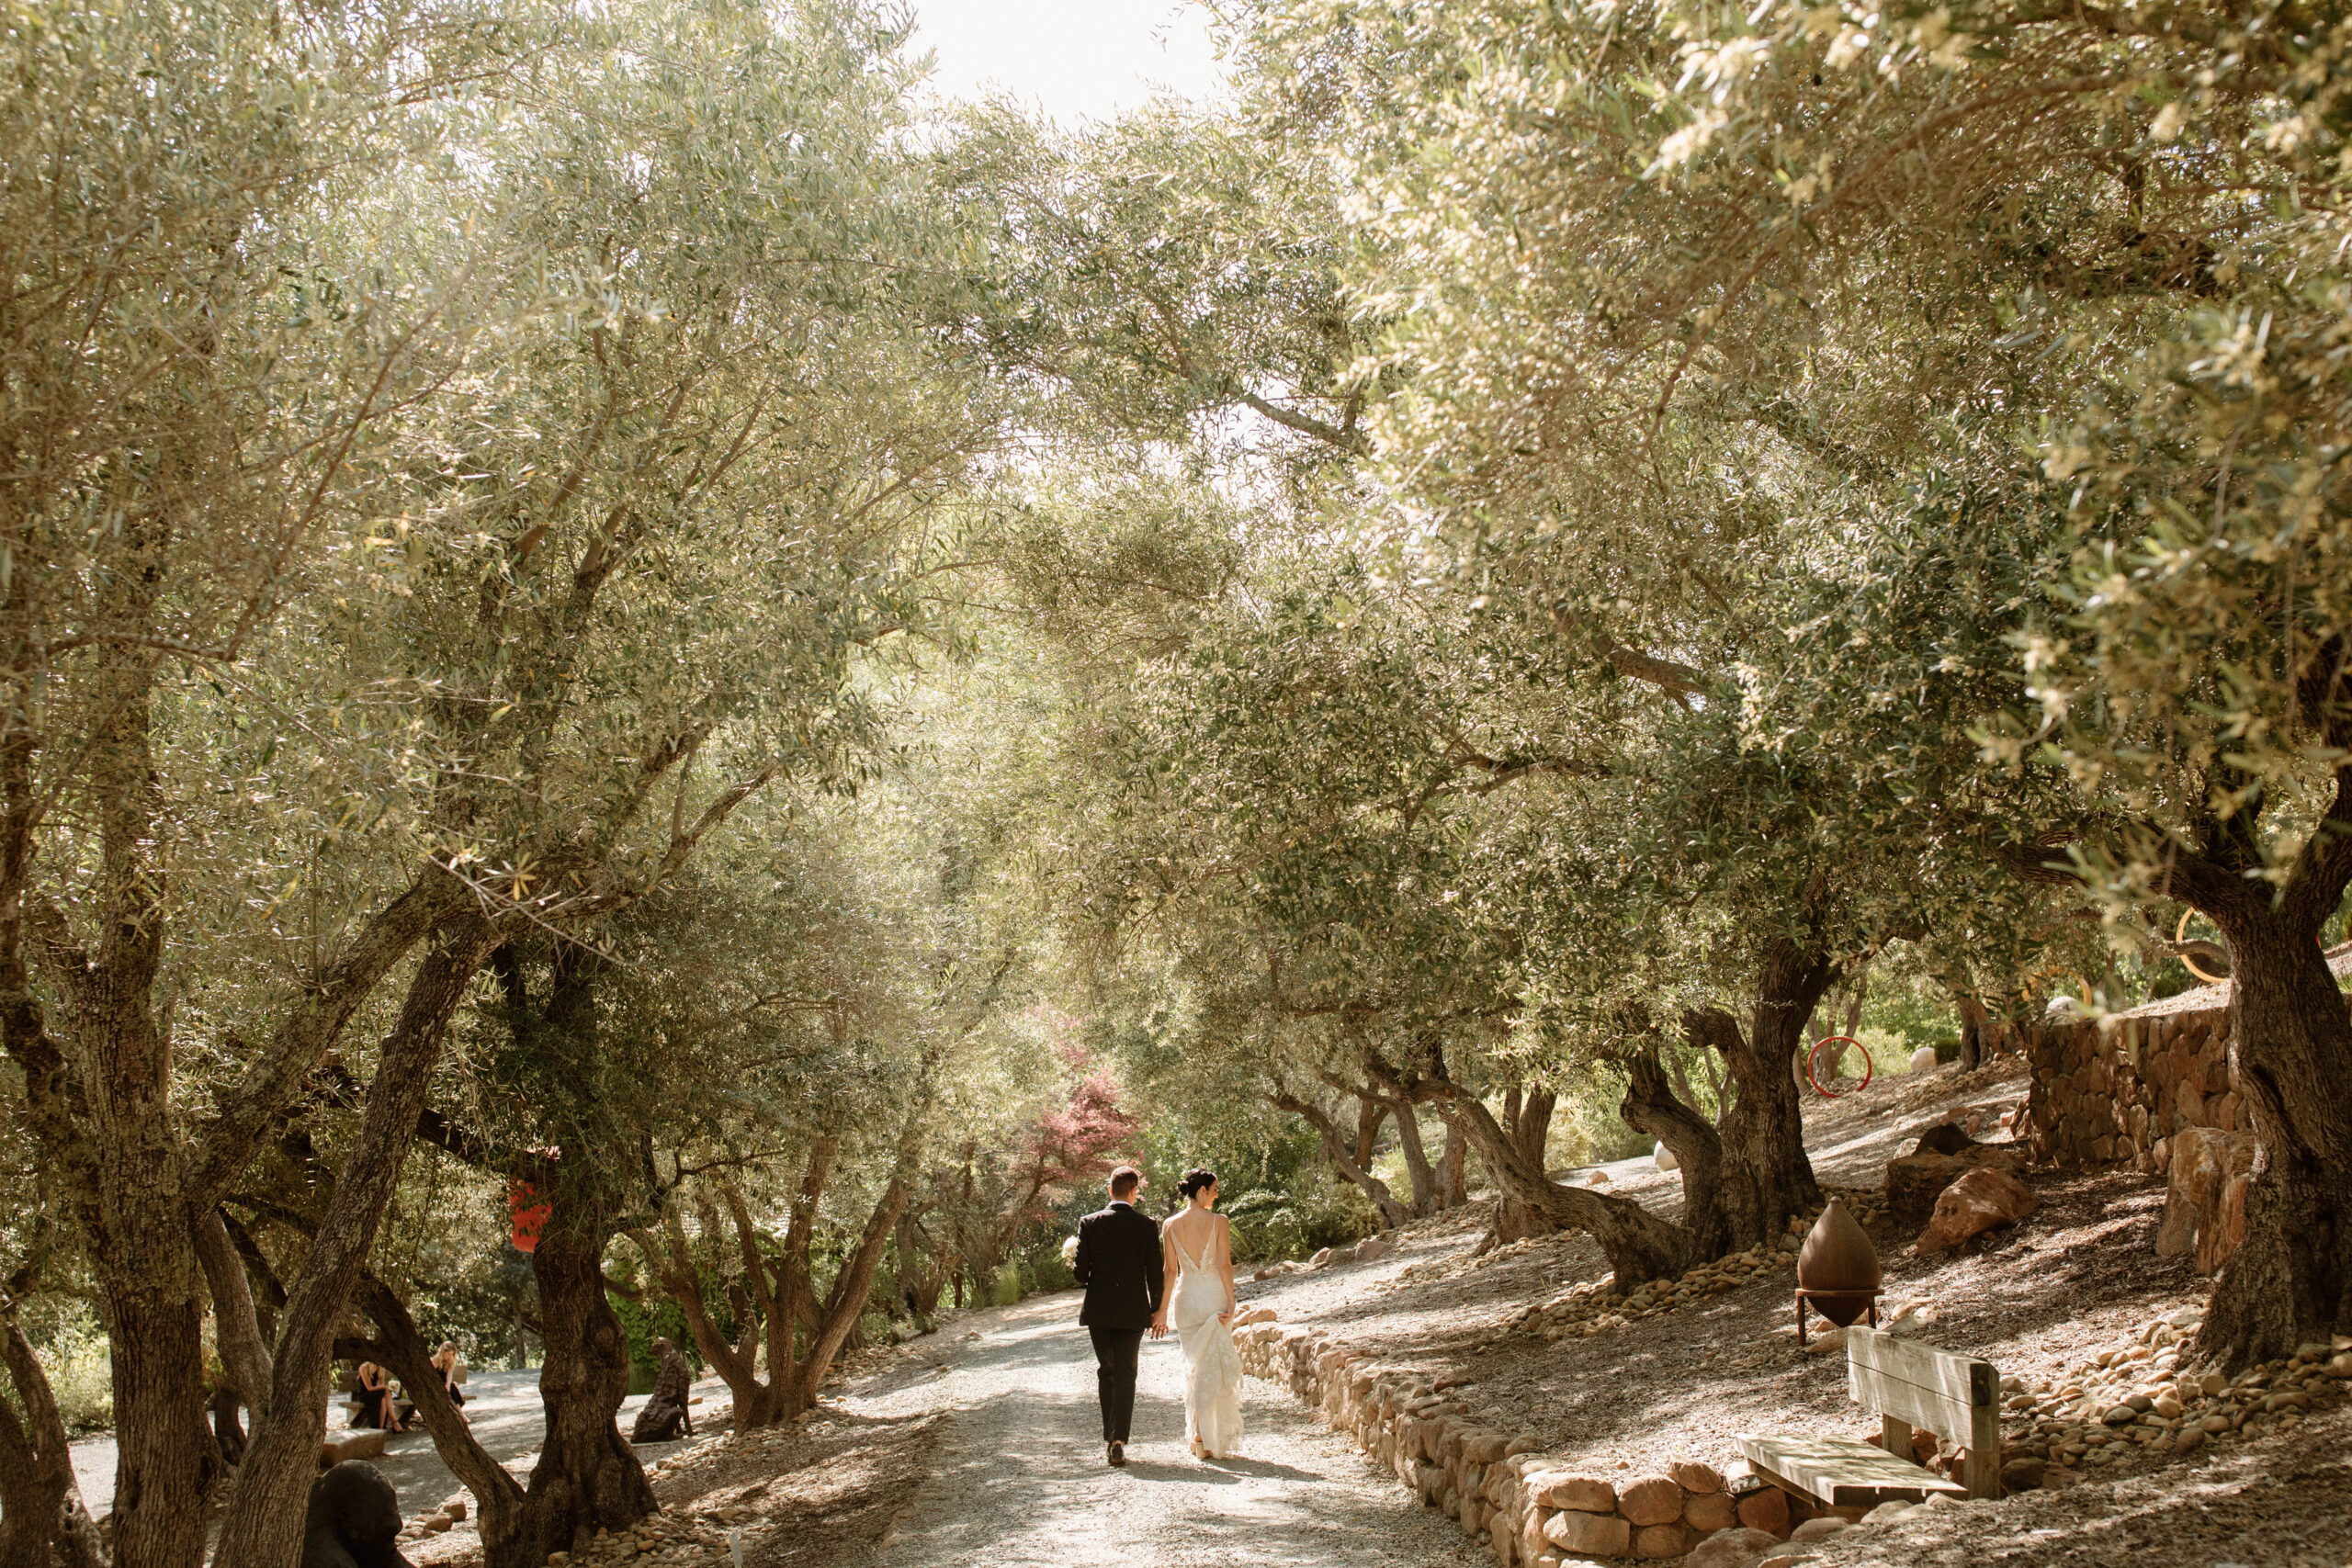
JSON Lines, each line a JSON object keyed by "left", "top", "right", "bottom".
{"left": 1736, "top": 1434, "right": 1967, "bottom": 1507}
{"left": 1965, "top": 1396, "right": 2002, "bottom": 1500}
{"left": 1847, "top": 1326, "right": 1994, "bottom": 1440}
{"left": 1846, "top": 1326, "right": 2002, "bottom": 1497}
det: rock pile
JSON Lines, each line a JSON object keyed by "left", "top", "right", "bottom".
{"left": 540, "top": 1513, "right": 741, "bottom": 1567}
{"left": 1985, "top": 1305, "right": 2352, "bottom": 1483}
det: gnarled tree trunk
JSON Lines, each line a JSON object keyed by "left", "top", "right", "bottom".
{"left": 1271, "top": 1087, "right": 1410, "bottom": 1228}
{"left": 1492, "top": 1087, "right": 1558, "bottom": 1242}
{"left": 1619, "top": 1048, "right": 1731, "bottom": 1260}
{"left": 520, "top": 1200, "right": 657, "bottom": 1562}
{"left": 2198, "top": 900, "right": 2352, "bottom": 1366}
{"left": 0, "top": 1308, "right": 107, "bottom": 1568}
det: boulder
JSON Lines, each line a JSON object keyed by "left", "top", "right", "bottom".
{"left": 1654, "top": 1142, "right": 1680, "bottom": 1173}
{"left": 1911, "top": 1122, "right": 1977, "bottom": 1156}
{"left": 1736, "top": 1485, "right": 1791, "bottom": 1536}
{"left": 302, "top": 1461, "right": 410, "bottom": 1568}
{"left": 2001, "top": 1456, "right": 2048, "bottom": 1492}
{"left": 1913, "top": 1167, "right": 2040, "bottom": 1253}
{"left": 1668, "top": 1460, "right": 1726, "bottom": 1495}
{"left": 1885, "top": 1152, "right": 1971, "bottom": 1227}
{"left": 1617, "top": 1475, "right": 1686, "bottom": 1527}
{"left": 1791, "top": 1517, "right": 1849, "bottom": 1542}
{"left": 1353, "top": 1235, "right": 1391, "bottom": 1264}
{"left": 1632, "top": 1521, "right": 1690, "bottom": 1559}
{"left": 1885, "top": 1135, "right": 2026, "bottom": 1226}
{"left": 1910, "top": 1044, "right": 1939, "bottom": 1073}
{"left": 1684, "top": 1489, "right": 1741, "bottom": 1532}
{"left": 2156, "top": 1126, "right": 2258, "bottom": 1275}
{"left": 1536, "top": 1473, "right": 1618, "bottom": 1513}
{"left": 1544, "top": 1509, "right": 1631, "bottom": 1557}
{"left": 1689, "top": 1527, "right": 1785, "bottom": 1568}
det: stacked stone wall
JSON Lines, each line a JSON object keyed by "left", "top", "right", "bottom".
{"left": 1234, "top": 1321, "right": 1821, "bottom": 1564}
{"left": 2018, "top": 1004, "right": 2271, "bottom": 1173}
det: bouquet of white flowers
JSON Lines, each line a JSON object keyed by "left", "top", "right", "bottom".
{"left": 1059, "top": 1235, "right": 1080, "bottom": 1268}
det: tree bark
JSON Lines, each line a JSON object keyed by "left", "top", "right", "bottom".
{"left": 1429, "top": 1092, "right": 1695, "bottom": 1284}
{"left": 628, "top": 1212, "right": 785, "bottom": 1432}
{"left": 1438, "top": 1120, "right": 1468, "bottom": 1210}
{"left": 1493, "top": 1088, "right": 1558, "bottom": 1241}
{"left": 1270, "top": 1089, "right": 1410, "bottom": 1228}
{"left": 518, "top": 1200, "right": 656, "bottom": 1562}
{"left": 1689, "top": 936, "right": 1838, "bottom": 1253}
{"left": 1619, "top": 1048, "right": 1731, "bottom": 1259}
{"left": 210, "top": 916, "right": 497, "bottom": 1568}
{"left": 354, "top": 1279, "right": 528, "bottom": 1566}
{"left": 0, "top": 1309, "right": 105, "bottom": 1568}
{"left": 2197, "top": 899, "right": 2352, "bottom": 1366}
{"left": 1385, "top": 1098, "right": 1440, "bottom": 1216}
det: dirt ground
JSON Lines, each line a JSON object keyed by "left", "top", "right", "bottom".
{"left": 393, "top": 1061, "right": 2351, "bottom": 1568}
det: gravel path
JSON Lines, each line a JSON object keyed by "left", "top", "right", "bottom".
{"left": 851, "top": 1293, "right": 1486, "bottom": 1568}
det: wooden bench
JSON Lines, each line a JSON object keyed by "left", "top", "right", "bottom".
{"left": 1737, "top": 1326, "right": 2001, "bottom": 1506}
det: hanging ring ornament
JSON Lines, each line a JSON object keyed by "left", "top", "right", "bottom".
{"left": 2175, "top": 909, "right": 2229, "bottom": 987}
{"left": 1805, "top": 1034, "right": 1872, "bottom": 1098}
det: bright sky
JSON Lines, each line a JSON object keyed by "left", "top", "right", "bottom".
{"left": 909, "top": 0, "right": 1227, "bottom": 124}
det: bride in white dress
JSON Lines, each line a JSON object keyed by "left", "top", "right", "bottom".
{"left": 1152, "top": 1168, "right": 1244, "bottom": 1460}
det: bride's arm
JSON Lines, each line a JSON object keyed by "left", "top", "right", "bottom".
{"left": 1216, "top": 1215, "right": 1237, "bottom": 1323}
{"left": 1152, "top": 1228, "right": 1178, "bottom": 1337}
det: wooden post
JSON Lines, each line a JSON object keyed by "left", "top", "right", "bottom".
{"left": 1882, "top": 1414, "right": 1911, "bottom": 1460}
{"left": 1965, "top": 1397, "right": 2002, "bottom": 1499}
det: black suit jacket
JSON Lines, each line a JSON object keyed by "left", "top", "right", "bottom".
{"left": 1072, "top": 1201, "right": 1163, "bottom": 1331}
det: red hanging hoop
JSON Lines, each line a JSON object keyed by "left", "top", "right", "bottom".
{"left": 1806, "top": 1035, "right": 1873, "bottom": 1098}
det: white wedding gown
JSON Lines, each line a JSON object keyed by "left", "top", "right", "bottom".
{"left": 1169, "top": 1220, "right": 1245, "bottom": 1458}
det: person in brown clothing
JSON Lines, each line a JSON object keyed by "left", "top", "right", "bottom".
{"left": 629, "top": 1337, "right": 695, "bottom": 1443}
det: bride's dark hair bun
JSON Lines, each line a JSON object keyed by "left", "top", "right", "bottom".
{"left": 1177, "top": 1168, "right": 1217, "bottom": 1200}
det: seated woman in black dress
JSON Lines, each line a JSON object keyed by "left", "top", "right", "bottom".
{"left": 431, "top": 1342, "right": 469, "bottom": 1425}
{"left": 353, "top": 1361, "right": 404, "bottom": 1432}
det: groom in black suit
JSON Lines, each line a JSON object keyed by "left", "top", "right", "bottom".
{"left": 1072, "top": 1165, "right": 1164, "bottom": 1467}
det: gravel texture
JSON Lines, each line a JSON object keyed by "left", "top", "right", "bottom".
{"left": 843, "top": 1292, "right": 1488, "bottom": 1568}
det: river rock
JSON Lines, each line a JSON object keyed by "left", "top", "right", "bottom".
{"left": 1914, "top": 1167, "right": 2040, "bottom": 1253}
{"left": 1668, "top": 1460, "right": 1726, "bottom": 1494}
{"left": 1544, "top": 1508, "right": 1631, "bottom": 1557}
{"left": 1617, "top": 1475, "right": 1686, "bottom": 1527}
{"left": 1685, "top": 1489, "right": 1741, "bottom": 1532}
{"left": 1632, "top": 1521, "right": 1690, "bottom": 1559}
{"left": 1537, "top": 1474, "right": 1618, "bottom": 1513}
{"left": 1353, "top": 1235, "right": 1391, "bottom": 1263}
{"left": 1791, "top": 1517, "right": 1849, "bottom": 1541}
{"left": 1654, "top": 1142, "right": 1680, "bottom": 1172}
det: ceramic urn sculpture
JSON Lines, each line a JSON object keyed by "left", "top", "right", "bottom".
{"left": 1795, "top": 1198, "right": 1882, "bottom": 1328}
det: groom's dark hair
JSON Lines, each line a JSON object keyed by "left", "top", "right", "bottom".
{"left": 1108, "top": 1166, "right": 1142, "bottom": 1199}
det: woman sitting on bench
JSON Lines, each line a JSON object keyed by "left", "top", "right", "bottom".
{"left": 353, "top": 1360, "right": 405, "bottom": 1432}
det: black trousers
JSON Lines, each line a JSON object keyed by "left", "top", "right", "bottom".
{"left": 1090, "top": 1326, "right": 1145, "bottom": 1443}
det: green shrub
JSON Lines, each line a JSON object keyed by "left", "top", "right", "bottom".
{"left": 990, "top": 1260, "right": 1024, "bottom": 1306}
{"left": 608, "top": 1291, "right": 699, "bottom": 1394}
{"left": 1028, "top": 1240, "right": 1077, "bottom": 1293}
{"left": 37, "top": 1307, "right": 112, "bottom": 1435}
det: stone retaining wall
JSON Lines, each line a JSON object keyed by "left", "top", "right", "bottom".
{"left": 1234, "top": 1320, "right": 1810, "bottom": 1565}
{"left": 2018, "top": 950, "right": 2352, "bottom": 1173}
{"left": 2018, "top": 1007, "right": 2239, "bottom": 1173}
